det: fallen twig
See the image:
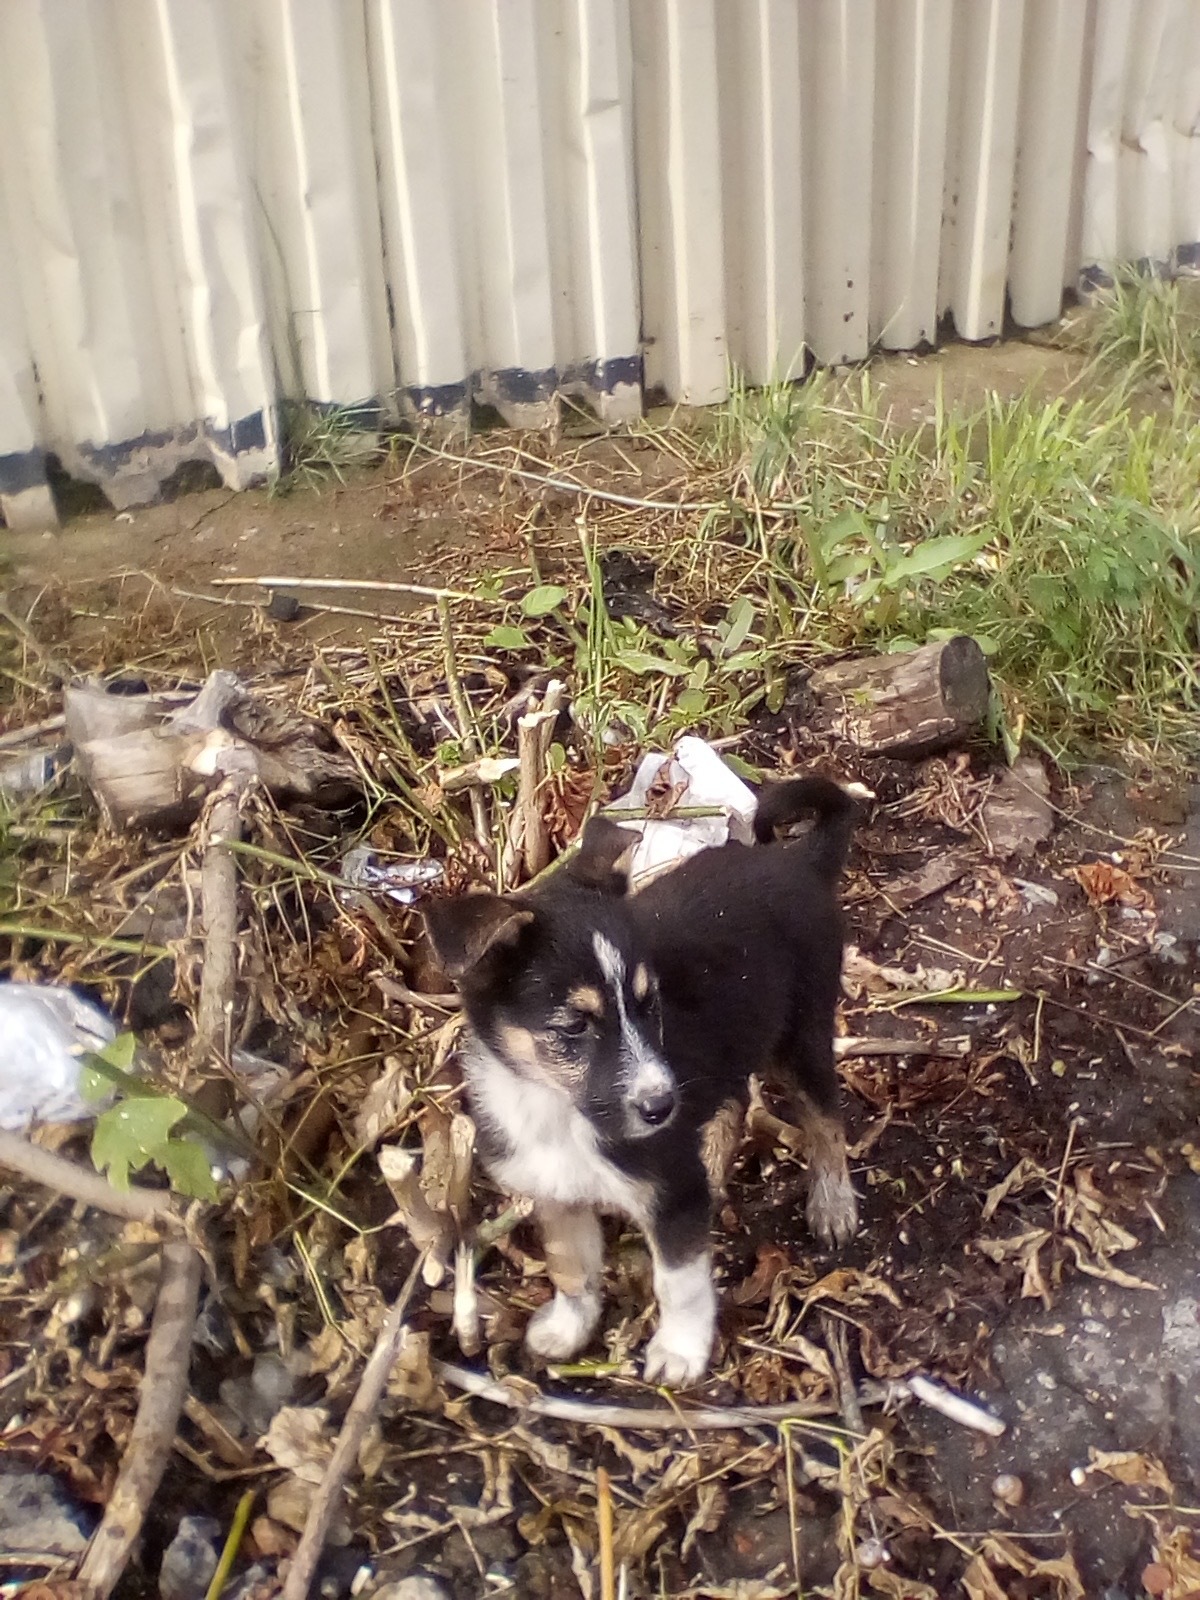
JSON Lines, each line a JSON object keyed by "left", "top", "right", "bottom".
{"left": 0, "top": 1128, "right": 177, "bottom": 1225}
{"left": 509, "top": 679, "right": 566, "bottom": 880}
{"left": 406, "top": 437, "right": 722, "bottom": 516}
{"left": 597, "top": 1465, "right": 615, "bottom": 1600}
{"left": 76, "top": 1239, "right": 203, "bottom": 1598}
{"left": 212, "top": 574, "right": 477, "bottom": 603}
{"left": 195, "top": 774, "right": 251, "bottom": 1062}
{"left": 435, "top": 1360, "right": 881, "bottom": 1431}
{"left": 438, "top": 594, "right": 489, "bottom": 850}
{"left": 823, "top": 1314, "right": 864, "bottom": 1436}
{"left": 835, "top": 1034, "right": 971, "bottom": 1060}
{"left": 0, "top": 711, "right": 66, "bottom": 750}
{"left": 282, "top": 1251, "right": 427, "bottom": 1600}
{"left": 171, "top": 585, "right": 418, "bottom": 628}
{"left": 374, "top": 973, "right": 461, "bottom": 1013}
{"left": 905, "top": 1373, "right": 1006, "bottom": 1437}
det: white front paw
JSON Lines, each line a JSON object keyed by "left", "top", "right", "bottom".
{"left": 525, "top": 1290, "right": 601, "bottom": 1362}
{"left": 643, "top": 1320, "right": 713, "bottom": 1389}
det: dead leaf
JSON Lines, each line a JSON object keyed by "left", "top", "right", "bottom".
{"left": 1071, "top": 860, "right": 1154, "bottom": 911}
{"left": 732, "top": 1242, "right": 792, "bottom": 1306}
{"left": 798, "top": 1267, "right": 902, "bottom": 1316}
{"left": 867, "top": 1570, "right": 939, "bottom": 1600}
{"left": 680, "top": 1481, "right": 729, "bottom": 1559}
{"left": 962, "top": 1534, "right": 1085, "bottom": 1600}
{"left": 1137, "top": 1518, "right": 1200, "bottom": 1599}
{"left": 353, "top": 1054, "right": 414, "bottom": 1147}
{"left": 981, "top": 1157, "right": 1045, "bottom": 1222}
{"left": 262, "top": 1405, "right": 333, "bottom": 1483}
{"left": 613, "top": 1505, "right": 669, "bottom": 1563}
{"left": 842, "top": 947, "right": 964, "bottom": 1000}
{"left": 1085, "top": 1448, "right": 1174, "bottom": 1494}
{"left": 386, "top": 1327, "right": 439, "bottom": 1410}
{"left": 249, "top": 1515, "right": 296, "bottom": 1559}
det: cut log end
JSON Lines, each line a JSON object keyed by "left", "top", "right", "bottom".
{"left": 936, "top": 634, "right": 991, "bottom": 725}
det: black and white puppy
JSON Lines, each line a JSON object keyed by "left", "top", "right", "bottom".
{"left": 423, "top": 776, "right": 860, "bottom": 1388}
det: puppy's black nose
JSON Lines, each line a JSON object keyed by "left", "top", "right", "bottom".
{"left": 635, "top": 1089, "right": 677, "bottom": 1127}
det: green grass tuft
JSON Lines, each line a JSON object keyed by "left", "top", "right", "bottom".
{"left": 665, "top": 365, "right": 1200, "bottom": 769}
{"left": 274, "top": 401, "right": 382, "bottom": 494}
{"left": 1081, "top": 268, "right": 1200, "bottom": 399}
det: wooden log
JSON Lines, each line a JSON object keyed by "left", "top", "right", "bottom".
{"left": 808, "top": 635, "right": 990, "bottom": 757}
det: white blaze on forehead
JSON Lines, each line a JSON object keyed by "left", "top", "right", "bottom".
{"left": 593, "top": 935, "right": 674, "bottom": 1104}
{"left": 592, "top": 933, "right": 625, "bottom": 991}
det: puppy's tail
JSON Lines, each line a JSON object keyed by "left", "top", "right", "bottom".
{"left": 752, "top": 775, "right": 863, "bottom": 881}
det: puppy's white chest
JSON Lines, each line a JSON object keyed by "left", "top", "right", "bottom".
{"left": 463, "top": 1039, "right": 647, "bottom": 1220}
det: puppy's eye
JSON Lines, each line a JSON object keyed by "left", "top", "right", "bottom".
{"left": 557, "top": 1015, "right": 591, "bottom": 1039}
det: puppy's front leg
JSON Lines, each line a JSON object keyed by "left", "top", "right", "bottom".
{"left": 525, "top": 1201, "right": 604, "bottom": 1362}
{"left": 643, "top": 1162, "right": 716, "bottom": 1389}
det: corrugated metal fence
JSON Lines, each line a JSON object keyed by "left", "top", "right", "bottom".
{"left": 1, "top": 0, "right": 1198, "bottom": 531}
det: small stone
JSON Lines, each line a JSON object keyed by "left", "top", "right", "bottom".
{"left": 159, "top": 1514, "right": 222, "bottom": 1600}
{"left": 266, "top": 592, "right": 302, "bottom": 623}
{"left": 981, "top": 756, "right": 1054, "bottom": 858}
{"left": 0, "top": 1472, "right": 92, "bottom": 1556}
{"left": 371, "top": 1578, "right": 454, "bottom": 1600}
{"left": 250, "top": 1350, "right": 298, "bottom": 1417}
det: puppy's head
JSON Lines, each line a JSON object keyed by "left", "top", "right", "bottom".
{"left": 423, "top": 819, "right": 676, "bottom": 1141}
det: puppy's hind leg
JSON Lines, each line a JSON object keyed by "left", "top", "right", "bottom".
{"left": 785, "top": 1024, "right": 858, "bottom": 1247}
{"left": 525, "top": 1202, "right": 604, "bottom": 1362}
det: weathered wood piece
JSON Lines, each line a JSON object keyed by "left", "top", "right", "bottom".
{"left": 64, "top": 671, "right": 360, "bottom": 828}
{"left": 809, "top": 636, "right": 991, "bottom": 757}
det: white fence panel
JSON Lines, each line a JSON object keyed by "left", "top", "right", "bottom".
{"left": 2, "top": 0, "right": 1200, "bottom": 527}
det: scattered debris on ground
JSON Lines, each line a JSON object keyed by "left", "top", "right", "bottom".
{"left": 1, "top": 374, "right": 1198, "bottom": 1600}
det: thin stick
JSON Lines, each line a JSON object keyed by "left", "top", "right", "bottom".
{"left": 77, "top": 1240, "right": 203, "bottom": 1598}
{"left": 0, "top": 1128, "right": 176, "bottom": 1224}
{"left": 212, "top": 575, "right": 477, "bottom": 603}
{"left": 905, "top": 1374, "right": 1005, "bottom": 1438}
{"left": 437, "top": 594, "right": 489, "bottom": 849}
{"left": 597, "top": 1466, "right": 615, "bottom": 1600}
{"left": 0, "top": 712, "right": 66, "bottom": 751}
{"left": 783, "top": 1423, "right": 802, "bottom": 1598}
{"left": 511, "top": 680, "right": 565, "bottom": 880}
{"left": 405, "top": 438, "right": 722, "bottom": 516}
{"left": 282, "top": 1252, "right": 427, "bottom": 1600}
{"left": 834, "top": 1035, "right": 970, "bottom": 1061}
{"left": 171, "top": 586, "right": 419, "bottom": 628}
{"left": 1051, "top": 1116, "right": 1081, "bottom": 1234}
{"left": 435, "top": 1361, "right": 877, "bottom": 1431}
{"left": 195, "top": 779, "right": 246, "bottom": 1061}
{"left": 374, "top": 974, "right": 460, "bottom": 1013}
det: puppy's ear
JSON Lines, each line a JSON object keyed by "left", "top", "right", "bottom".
{"left": 566, "top": 815, "right": 638, "bottom": 894}
{"left": 423, "top": 894, "right": 535, "bottom": 980}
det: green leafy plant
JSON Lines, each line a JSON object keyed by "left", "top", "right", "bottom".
{"left": 82, "top": 1035, "right": 220, "bottom": 1200}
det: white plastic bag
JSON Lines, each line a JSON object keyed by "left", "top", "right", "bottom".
{"left": 603, "top": 735, "right": 758, "bottom": 889}
{"left": 0, "top": 982, "right": 115, "bottom": 1131}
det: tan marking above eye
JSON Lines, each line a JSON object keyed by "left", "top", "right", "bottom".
{"left": 632, "top": 964, "right": 651, "bottom": 1001}
{"left": 566, "top": 984, "right": 605, "bottom": 1017}
{"left": 496, "top": 1023, "right": 542, "bottom": 1073}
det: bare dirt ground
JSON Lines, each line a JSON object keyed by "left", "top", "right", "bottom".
{"left": 1, "top": 331, "right": 1198, "bottom": 1600}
